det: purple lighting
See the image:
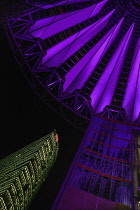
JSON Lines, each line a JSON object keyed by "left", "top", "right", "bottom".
{"left": 42, "top": 20, "right": 104, "bottom": 67}
{"left": 20, "top": 0, "right": 140, "bottom": 122}
{"left": 90, "top": 23, "right": 134, "bottom": 114}
{"left": 63, "top": 16, "right": 123, "bottom": 93}
{"left": 29, "top": 1, "right": 107, "bottom": 40}
{"left": 52, "top": 115, "right": 138, "bottom": 209}
{"left": 46, "top": 0, "right": 94, "bottom": 7}
{"left": 123, "top": 38, "right": 140, "bottom": 122}
{"left": 5, "top": 0, "right": 140, "bottom": 209}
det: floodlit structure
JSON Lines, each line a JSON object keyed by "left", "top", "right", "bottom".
{"left": 53, "top": 116, "right": 140, "bottom": 209}
{"left": 0, "top": 131, "right": 59, "bottom": 210}
{"left": 3, "top": 0, "right": 140, "bottom": 209}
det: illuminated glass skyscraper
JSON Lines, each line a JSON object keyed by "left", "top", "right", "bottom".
{"left": 2, "top": 0, "right": 140, "bottom": 209}
{"left": 0, "top": 131, "right": 59, "bottom": 210}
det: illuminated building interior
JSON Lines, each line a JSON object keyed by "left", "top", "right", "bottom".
{"left": 1, "top": 0, "right": 140, "bottom": 209}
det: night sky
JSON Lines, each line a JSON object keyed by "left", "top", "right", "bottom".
{"left": 0, "top": 2, "right": 85, "bottom": 209}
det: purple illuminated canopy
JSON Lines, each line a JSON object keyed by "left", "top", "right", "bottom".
{"left": 7, "top": 0, "right": 140, "bottom": 123}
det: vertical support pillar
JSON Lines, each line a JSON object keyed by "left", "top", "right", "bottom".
{"left": 132, "top": 130, "right": 140, "bottom": 210}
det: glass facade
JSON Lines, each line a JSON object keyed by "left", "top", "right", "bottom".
{"left": 0, "top": 132, "right": 58, "bottom": 210}
{"left": 3, "top": 0, "right": 140, "bottom": 209}
{"left": 53, "top": 116, "right": 140, "bottom": 209}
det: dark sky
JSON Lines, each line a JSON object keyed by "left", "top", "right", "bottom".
{"left": 0, "top": 3, "right": 85, "bottom": 209}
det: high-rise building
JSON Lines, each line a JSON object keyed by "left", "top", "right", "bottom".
{"left": 0, "top": 131, "right": 59, "bottom": 210}
{"left": 2, "top": 0, "right": 140, "bottom": 209}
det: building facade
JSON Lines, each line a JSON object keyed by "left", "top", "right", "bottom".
{"left": 2, "top": 0, "right": 140, "bottom": 209}
{"left": 53, "top": 115, "right": 140, "bottom": 209}
{"left": 0, "top": 131, "right": 59, "bottom": 210}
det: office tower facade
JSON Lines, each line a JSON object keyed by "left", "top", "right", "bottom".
{"left": 3, "top": 0, "right": 140, "bottom": 209}
{"left": 0, "top": 131, "right": 59, "bottom": 210}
